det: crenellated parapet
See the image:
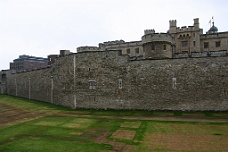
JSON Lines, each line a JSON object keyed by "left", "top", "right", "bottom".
{"left": 142, "top": 33, "right": 173, "bottom": 44}
{"left": 99, "top": 41, "right": 141, "bottom": 49}
{"left": 99, "top": 40, "right": 125, "bottom": 49}
{"left": 176, "top": 26, "right": 195, "bottom": 32}
{"left": 200, "top": 32, "right": 228, "bottom": 39}
{"left": 169, "top": 18, "right": 201, "bottom": 35}
{"left": 144, "top": 29, "right": 155, "bottom": 35}
{"left": 77, "top": 46, "right": 101, "bottom": 53}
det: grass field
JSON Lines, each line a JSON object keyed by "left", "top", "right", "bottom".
{"left": 0, "top": 95, "right": 227, "bottom": 152}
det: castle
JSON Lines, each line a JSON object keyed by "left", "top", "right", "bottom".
{"left": 77, "top": 18, "right": 228, "bottom": 59}
{"left": 1, "top": 18, "right": 228, "bottom": 111}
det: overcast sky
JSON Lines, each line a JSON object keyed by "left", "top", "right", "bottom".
{"left": 0, "top": 0, "right": 227, "bottom": 70}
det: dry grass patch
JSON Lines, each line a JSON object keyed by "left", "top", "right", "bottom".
{"left": 62, "top": 123, "right": 86, "bottom": 129}
{"left": 149, "top": 123, "right": 228, "bottom": 136}
{"left": 70, "top": 132, "right": 83, "bottom": 135}
{"left": 111, "top": 130, "right": 136, "bottom": 140}
{"left": 70, "top": 118, "right": 94, "bottom": 124}
{"left": 144, "top": 133, "right": 228, "bottom": 152}
{"left": 121, "top": 122, "right": 141, "bottom": 128}
{"left": 122, "top": 145, "right": 137, "bottom": 152}
{"left": 61, "top": 118, "right": 95, "bottom": 129}
{"left": 34, "top": 121, "right": 62, "bottom": 126}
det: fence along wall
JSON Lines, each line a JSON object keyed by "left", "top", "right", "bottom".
{"left": 6, "top": 50, "right": 228, "bottom": 111}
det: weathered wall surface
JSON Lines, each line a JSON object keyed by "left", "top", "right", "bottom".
{"left": 7, "top": 55, "right": 76, "bottom": 108}
{"left": 75, "top": 51, "right": 228, "bottom": 111}
{"left": 7, "top": 68, "right": 51, "bottom": 102}
{"left": 6, "top": 50, "right": 228, "bottom": 111}
{"left": 50, "top": 55, "right": 75, "bottom": 108}
{"left": 75, "top": 51, "right": 129, "bottom": 109}
{"left": 123, "top": 57, "right": 228, "bottom": 111}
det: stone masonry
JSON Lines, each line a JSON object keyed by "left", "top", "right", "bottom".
{"left": 2, "top": 18, "right": 228, "bottom": 111}
{"left": 5, "top": 50, "right": 228, "bottom": 111}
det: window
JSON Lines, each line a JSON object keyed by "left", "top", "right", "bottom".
{"left": 215, "top": 41, "right": 221, "bottom": 47}
{"left": 126, "top": 49, "right": 130, "bottom": 54}
{"left": 135, "top": 48, "right": 139, "bottom": 54}
{"left": 193, "top": 41, "right": 196, "bottom": 47}
{"left": 181, "top": 41, "right": 188, "bottom": 48}
{"left": 89, "top": 80, "right": 96, "bottom": 89}
{"left": 151, "top": 44, "right": 155, "bottom": 50}
{"left": 118, "top": 79, "right": 122, "bottom": 89}
{"left": 163, "top": 45, "right": 166, "bottom": 50}
{"left": 193, "top": 33, "right": 195, "bottom": 37}
{"left": 172, "top": 78, "right": 177, "bottom": 89}
{"left": 204, "top": 42, "right": 209, "bottom": 48}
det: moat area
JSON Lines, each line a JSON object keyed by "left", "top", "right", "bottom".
{"left": 0, "top": 95, "right": 227, "bottom": 152}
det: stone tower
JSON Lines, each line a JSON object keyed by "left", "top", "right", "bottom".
{"left": 169, "top": 20, "right": 177, "bottom": 34}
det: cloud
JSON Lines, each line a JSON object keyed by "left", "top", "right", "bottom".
{"left": 0, "top": 0, "right": 228, "bottom": 69}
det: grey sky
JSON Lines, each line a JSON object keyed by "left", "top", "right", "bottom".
{"left": 0, "top": 0, "right": 227, "bottom": 70}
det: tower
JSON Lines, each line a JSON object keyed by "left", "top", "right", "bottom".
{"left": 169, "top": 20, "right": 177, "bottom": 33}
{"left": 193, "top": 18, "right": 199, "bottom": 29}
{"left": 208, "top": 17, "right": 218, "bottom": 34}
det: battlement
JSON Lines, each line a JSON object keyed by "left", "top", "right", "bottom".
{"left": 142, "top": 33, "right": 173, "bottom": 44}
{"left": 59, "top": 50, "right": 72, "bottom": 57}
{"left": 174, "top": 50, "right": 228, "bottom": 58}
{"left": 194, "top": 18, "right": 199, "bottom": 24}
{"left": 144, "top": 29, "right": 155, "bottom": 35}
{"left": 77, "top": 46, "right": 101, "bottom": 53}
{"left": 169, "top": 20, "right": 177, "bottom": 27}
{"left": 99, "top": 40, "right": 142, "bottom": 50}
{"left": 99, "top": 40, "right": 125, "bottom": 46}
{"left": 170, "top": 18, "right": 201, "bottom": 34}
{"left": 176, "top": 26, "right": 196, "bottom": 32}
{"left": 200, "top": 32, "right": 228, "bottom": 39}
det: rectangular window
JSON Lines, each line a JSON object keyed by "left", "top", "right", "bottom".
{"left": 182, "top": 41, "right": 188, "bottom": 48}
{"left": 126, "top": 49, "right": 130, "bottom": 54}
{"left": 204, "top": 42, "right": 209, "bottom": 48}
{"left": 163, "top": 45, "right": 166, "bottom": 50}
{"left": 118, "top": 79, "right": 122, "bottom": 89}
{"left": 89, "top": 80, "right": 96, "bottom": 89}
{"left": 193, "top": 41, "right": 196, "bottom": 47}
{"left": 135, "top": 48, "right": 139, "bottom": 54}
{"left": 151, "top": 44, "right": 155, "bottom": 50}
{"left": 215, "top": 41, "right": 221, "bottom": 47}
{"left": 172, "top": 78, "right": 177, "bottom": 89}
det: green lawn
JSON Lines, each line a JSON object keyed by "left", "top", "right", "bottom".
{"left": 0, "top": 95, "right": 228, "bottom": 152}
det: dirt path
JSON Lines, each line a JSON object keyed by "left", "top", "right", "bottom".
{"left": 0, "top": 103, "right": 46, "bottom": 126}
{"left": 55, "top": 113, "right": 228, "bottom": 123}
{"left": 0, "top": 102, "right": 227, "bottom": 127}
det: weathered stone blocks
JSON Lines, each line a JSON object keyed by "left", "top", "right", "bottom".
{"left": 6, "top": 51, "right": 228, "bottom": 111}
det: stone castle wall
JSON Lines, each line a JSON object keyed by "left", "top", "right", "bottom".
{"left": 6, "top": 50, "right": 228, "bottom": 111}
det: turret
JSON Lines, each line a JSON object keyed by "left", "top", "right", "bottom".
{"left": 193, "top": 18, "right": 199, "bottom": 29}
{"left": 169, "top": 20, "right": 177, "bottom": 33}
{"left": 207, "top": 17, "right": 218, "bottom": 34}
{"left": 169, "top": 20, "right": 176, "bottom": 27}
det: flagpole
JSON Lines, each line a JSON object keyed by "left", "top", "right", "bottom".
{"left": 209, "top": 19, "right": 211, "bottom": 28}
{"left": 212, "top": 16, "right": 214, "bottom": 26}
